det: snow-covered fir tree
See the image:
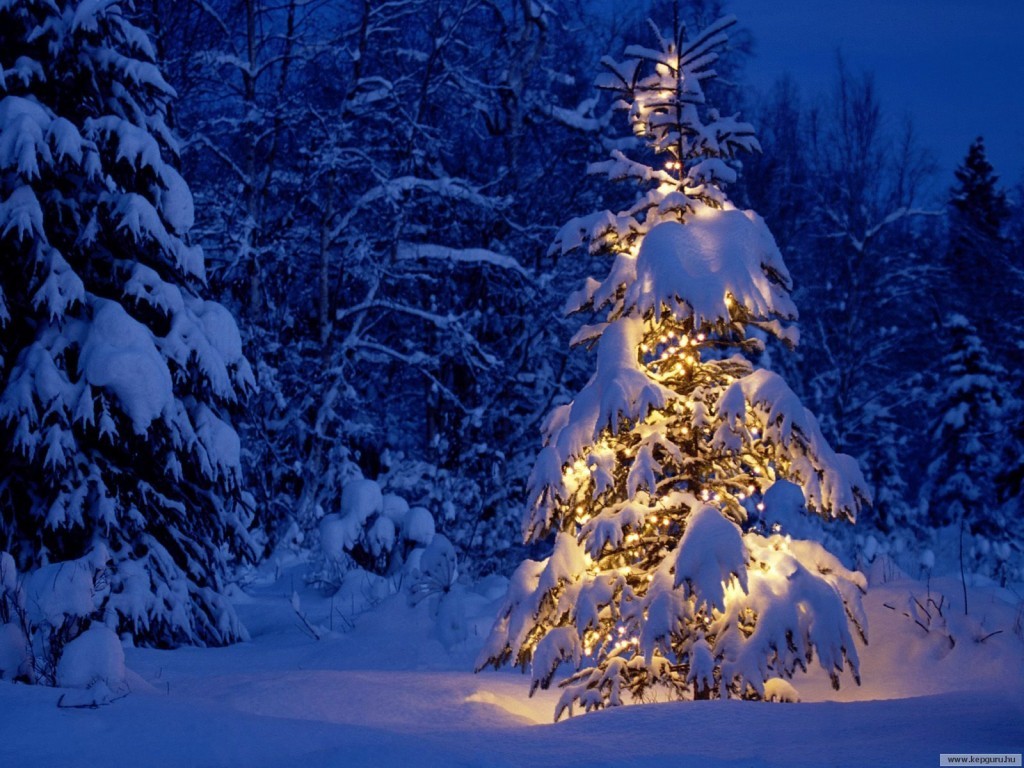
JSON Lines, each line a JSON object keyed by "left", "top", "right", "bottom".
{"left": 478, "top": 14, "right": 870, "bottom": 719}
{"left": 947, "top": 138, "right": 1010, "bottom": 348}
{"left": 0, "top": 0, "right": 254, "bottom": 645}
{"left": 920, "top": 315, "right": 1016, "bottom": 576}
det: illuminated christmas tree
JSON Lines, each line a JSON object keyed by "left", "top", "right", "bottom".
{"left": 477, "top": 14, "right": 870, "bottom": 719}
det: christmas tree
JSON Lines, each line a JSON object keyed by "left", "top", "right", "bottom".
{"left": 478, "top": 13, "right": 870, "bottom": 719}
{"left": 0, "top": 0, "right": 254, "bottom": 646}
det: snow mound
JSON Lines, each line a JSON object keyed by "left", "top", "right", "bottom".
{"left": 56, "top": 625, "right": 128, "bottom": 706}
{"left": 57, "top": 625, "right": 126, "bottom": 690}
{"left": 763, "top": 677, "right": 801, "bottom": 702}
{"left": 404, "top": 507, "right": 436, "bottom": 546}
{"left": 341, "top": 478, "right": 383, "bottom": 523}
{"left": 0, "top": 623, "right": 30, "bottom": 680}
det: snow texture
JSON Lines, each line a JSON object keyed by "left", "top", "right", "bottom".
{"left": 80, "top": 300, "right": 173, "bottom": 433}
{"left": 318, "top": 480, "right": 436, "bottom": 579}
{"left": 0, "top": 622, "right": 30, "bottom": 680}
{"left": 2, "top": 566, "right": 1019, "bottom": 767}
{"left": 56, "top": 625, "right": 126, "bottom": 691}
{"left": 24, "top": 546, "right": 109, "bottom": 628}
{"left": 672, "top": 504, "right": 748, "bottom": 612}
{"left": 625, "top": 209, "right": 796, "bottom": 328}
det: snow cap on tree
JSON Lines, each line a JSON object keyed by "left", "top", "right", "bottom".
{"left": 479, "top": 12, "right": 869, "bottom": 719}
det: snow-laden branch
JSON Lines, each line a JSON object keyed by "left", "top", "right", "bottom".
{"left": 396, "top": 243, "right": 529, "bottom": 277}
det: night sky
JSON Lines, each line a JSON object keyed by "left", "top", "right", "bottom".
{"left": 728, "top": 0, "right": 1024, "bottom": 197}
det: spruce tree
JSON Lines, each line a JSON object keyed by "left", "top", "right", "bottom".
{"left": 0, "top": 0, "right": 254, "bottom": 645}
{"left": 478, "top": 14, "right": 870, "bottom": 719}
{"left": 947, "top": 138, "right": 1010, "bottom": 347}
{"left": 921, "top": 316, "right": 1014, "bottom": 571}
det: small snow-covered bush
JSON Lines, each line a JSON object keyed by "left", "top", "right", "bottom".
{"left": 311, "top": 477, "right": 441, "bottom": 590}
{"left": 763, "top": 678, "right": 800, "bottom": 703}
{"left": 55, "top": 625, "right": 127, "bottom": 706}
{"left": 0, "top": 547, "right": 112, "bottom": 687}
{"left": 0, "top": 552, "right": 31, "bottom": 681}
{"left": 408, "top": 535, "right": 467, "bottom": 649}
{"left": 408, "top": 534, "right": 459, "bottom": 604}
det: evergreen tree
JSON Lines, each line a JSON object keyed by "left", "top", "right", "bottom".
{"left": 947, "top": 138, "right": 1010, "bottom": 348}
{"left": 921, "top": 316, "right": 1015, "bottom": 572}
{"left": 0, "top": 0, "right": 254, "bottom": 645}
{"left": 478, "top": 14, "right": 869, "bottom": 718}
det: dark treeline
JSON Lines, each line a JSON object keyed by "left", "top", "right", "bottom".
{"left": 137, "top": 0, "right": 1023, "bottom": 581}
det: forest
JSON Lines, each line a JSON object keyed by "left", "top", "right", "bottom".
{"left": 0, "top": 0, "right": 1022, "bottom": 756}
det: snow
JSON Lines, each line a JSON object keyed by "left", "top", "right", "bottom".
{"left": 318, "top": 513, "right": 355, "bottom": 561}
{"left": 414, "top": 534, "right": 459, "bottom": 590}
{"left": 79, "top": 299, "right": 172, "bottom": 433}
{"left": 404, "top": 506, "right": 436, "bottom": 546}
{"left": 0, "top": 185, "right": 44, "bottom": 240}
{"left": 381, "top": 493, "right": 410, "bottom": 525}
{"left": 0, "top": 96, "right": 52, "bottom": 179}
{"left": 193, "top": 299, "right": 245, "bottom": 364}
{"left": 0, "top": 565, "right": 1020, "bottom": 766}
{"left": 542, "top": 315, "right": 673, "bottom": 466}
{"left": 192, "top": 404, "right": 242, "bottom": 481}
{"left": 671, "top": 504, "right": 748, "bottom": 612}
{"left": 340, "top": 477, "right": 383, "bottom": 522}
{"left": 23, "top": 546, "right": 109, "bottom": 627}
{"left": 0, "top": 551, "right": 16, "bottom": 593}
{"left": 762, "top": 677, "right": 800, "bottom": 702}
{"left": 397, "top": 243, "right": 529, "bottom": 277}
{"left": 157, "top": 165, "right": 194, "bottom": 234}
{"left": 0, "top": 622, "right": 29, "bottom": 680}
{"left": 761, "top": 478, "right": 819, "bottom": 539}
{"left": 625, "top": 208, "right": 796, "bottom": 329}
{"left": 55, "top": 625, "right": 126, "bottom": 692}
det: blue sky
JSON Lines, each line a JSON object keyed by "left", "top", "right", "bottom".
{"left": 727, "top": 0, "right": 1024, "bottom": 197}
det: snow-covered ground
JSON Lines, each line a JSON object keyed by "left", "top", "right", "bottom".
{"left": 1, "top": 562, "right": 1021, "bottom": 768}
